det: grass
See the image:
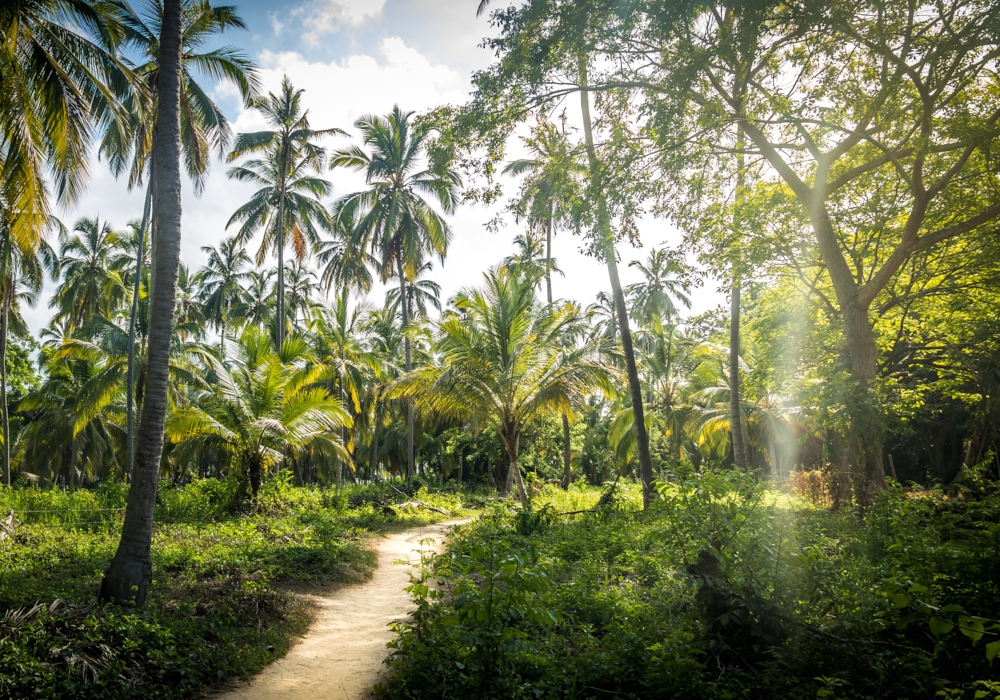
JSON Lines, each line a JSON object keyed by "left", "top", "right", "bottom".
{"left": 0, "top": 474, "right": 483, "bottom": 699}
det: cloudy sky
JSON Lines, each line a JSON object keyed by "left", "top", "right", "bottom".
{"left": 37, "top": 0, "right": 722, "bottom": 334}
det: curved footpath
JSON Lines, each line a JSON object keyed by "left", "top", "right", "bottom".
{"left": 215, "top": 519, "right": 468, "bottom": 700}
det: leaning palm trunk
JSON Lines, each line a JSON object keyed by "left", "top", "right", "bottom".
{"left": 127, "top": 179, "right": 154, "bottom": 476}
{"left": 579, "top": 57, "right": 654, "bottom": 509}
{"left": 100, "top": 0, "right": 184, "bottom": 606}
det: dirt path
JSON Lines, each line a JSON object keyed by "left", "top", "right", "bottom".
{"left": 215, "top": 519, "right": 467, "bottom": 700}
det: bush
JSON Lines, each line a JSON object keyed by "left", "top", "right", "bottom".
{"left": 377, "top": 472, "right": 1000, "bottom": 699}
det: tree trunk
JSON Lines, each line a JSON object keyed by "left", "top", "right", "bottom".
{"left": 729, "top": 277, "right": 748, "bottom": 470}
{"left": 560, "top": 414, "right": 572, "bottom": 489}
{"left": 579, "top": 56, "right": 654, "bottom": 509}
{"left": 0, "top": 274, "right": 10, "bottom": 487}
{"left": 396, "top": 253, "right": 414, "bottom": 479}
{"left": 505, "top": 434, "right": 528, "bottom": 506}
{"left": 275, "top": 143, "right": 289, "bottom": 351}
{"left": 545, "top": 213, "right": 553, "bottom": 304}
{"left": 127, "top": 179, "right": 153, "bottom": 477}
{"left": 248, "top": 454, "right": 262, "bottom": 500}
{"left": 457, "top": 449, "right": 464, "bottom": 484}
{"left": 729, "top": 121, "right": 749, "bottom": 472}
{"left": 838, "top": 301, "right": 886, "bottom": 506}
{"left": 100, "top": 0, "right": 184, "bottom": 607}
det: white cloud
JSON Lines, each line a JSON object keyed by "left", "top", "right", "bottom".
{"left": 269, "top": 13, "right": 285, "bottom": 36}
{"left": 295, "top": 0, "right": 389, "bottom": 45}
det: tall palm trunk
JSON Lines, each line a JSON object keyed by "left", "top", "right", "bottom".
{"left": 578, "top": 56, "right": 654, "bottom": 509}
{"left": 0, "top": 272, "right": 10, "bottom": 486}
{"left": 729, "top": 123, "right": 749, "bottom": 471}
{"left": 275, "top": 142, "right": 289, "bottom": 349}
{"left": 396, "top": 252, "right": 414, "bottom": 479}
{"left": 127, "top": 179, "right": 153, "bottom": 476}
{"left": 100, "top": 0, "right": 184, "bottom": 606}
{"left": 544, "top": 208, "right": 574, "bottom": 491}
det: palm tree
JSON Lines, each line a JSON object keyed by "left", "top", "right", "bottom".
{"left": 101, "top": 0, "right": 186, "bottom": 607}
{"left": 502, "top": 231, "right": 561, "bottom": 288}
{"left": 627, "top": 248, "right": 692, "bottom": 324}
{"left": 317, "top": 217, "right": 375, "bottom": 294}
{"left": 107, "top": 0, "right": 257, "bottom": 478}
{"left": 384, "top": 261, "right": 441, "bottom": 320}
{"left": 578, "top": 58, "right": 655, "bottom": 509}
{"left": 50, "top": 217, "right": 125, "bottom": 329}
{"left": 502, "top": 119, "right": 582, "bottom": 305}
{"left": 0, "top": 0, "right": 136, "bottom": 246}
{"left": 167, "top": 328, "right": 352, "bottom": 498}
{"left": 226, "top": 77, "right": 344, "bottom": 349}
{"left": 332, "top": 105, "right": 462, "bottom": 479}
{"left": 395, "top": 266, "right": 614, "bottom": 505}
{"left": 231, "top": 269, "right": 276, "bottom": 330}
{"left": 196, "top": 236, "right": 250, "bottom": 355}
{"left": 0, "top": 215, "right": 48, "bottom": 485}
{"left": 173, "top": 264, "right": 204, "bottom": 339}
{"left": 311, "top": 289, "right": 381, "bottom": 486}
{"left": 587, "top": 291, "right": 618, "bottom": 346}
{"left": 283, "top": 260, "right": 320, "bottom": 327}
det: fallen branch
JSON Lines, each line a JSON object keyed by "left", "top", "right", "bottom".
{"left": 396, "top": 500, "right": 450, "bottom": 515}
{"left": 555, "top": 509, "right": 596, "bottom": 516}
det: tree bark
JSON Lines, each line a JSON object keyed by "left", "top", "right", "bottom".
{"left": 579, "top": 56, "right": 654, "bottom": 509}
{"left": 100, "top": 0, "right": 184, "bottom": 607}
{"left": 504, "top": 434, "right": 528, "bottom": 506}
{"left": 729, "top": 277, "right": 748, "bottom": 470}
{"left": 127, "top": 179, "right": 153, "bottom": 477}
{"left": 457, "top": 449, "right": 464, "bottom": 484}
{"left": 396, "top": 253, "right": 414, "bottom": 479}
{"left": 729, "top": 120, "right": 749, "bottom": 472}
{"left": 275, "top": 142, "right": 289, "bottom": 350}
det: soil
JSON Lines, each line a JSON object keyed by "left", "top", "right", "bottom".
{"left": 214, "top": 519, "right": 467, "bottom": 700}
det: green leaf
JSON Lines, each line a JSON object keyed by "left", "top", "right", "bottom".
{"left": 892, "top": 593, "right": 910, "bottom": 609}
{"left": 929, "top": 616, "right": 954, "bottom": 636}
{"left": 959, "top": 616, "right": 985, "bottom": 644}
{"left": 986, "top": 640, "right": 1000, "bottom": 662}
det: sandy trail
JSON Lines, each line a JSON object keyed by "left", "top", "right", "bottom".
{"left": 215, "top": 520, "right": 467, "bottom": 700}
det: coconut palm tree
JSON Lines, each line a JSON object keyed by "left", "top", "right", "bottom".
{"left": 106, "top": 0, "right": 257, "bottom": 478}
{"left": 627, "top": 248, "right": 692, "bottom": 324}
{"left": 317, "top": 217, "right": 376, "bottom": 295}
{"left": 0, "top": 0, "right": 136, "bottom": 246}
{"left": 226, "top": 77, "right": 343, "bottom": 349}
{"left": 101, "top": 0, "right": 187, "bottom": 607}
{"left": 50, "top": 217, "right": 125, "bottom": 329}
{"left": 395, "top": 266, "right": 614, "bottom": 505}
{"left": 502, "top": 119, "right": 583, "bottom": 305}
{"left": 0, "top": 215, "right": 48, "bottom": 485}
{"left": 332, "top": 105, "right": 462, "bottom": 479}
{"left": 283, "top": 260, "right": 320, "bottom": 328}
{"left": 384, "top": 261, "right": 441, "bottom": 320}
{"left": 167, "top": 328, "right": 352, "bottom": 498}
{"left": 196, "top": 236, "right": 250, "bottom": 355}
{"left": 231, "top": 269, "right": 275, "bottom": 330}
{"left": 311, "top": 289, "right": 381, "bottom": 486}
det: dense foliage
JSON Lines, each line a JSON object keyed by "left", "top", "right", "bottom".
{"left": 380, "top": 475, "right": 1000, "bottom": 699}
{"left": 0, "top": 477, "right": 467, "bottom": 698}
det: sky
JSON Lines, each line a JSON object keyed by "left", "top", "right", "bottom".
{"left": 34, "top": 0, "right": 724, "bottom": 335}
